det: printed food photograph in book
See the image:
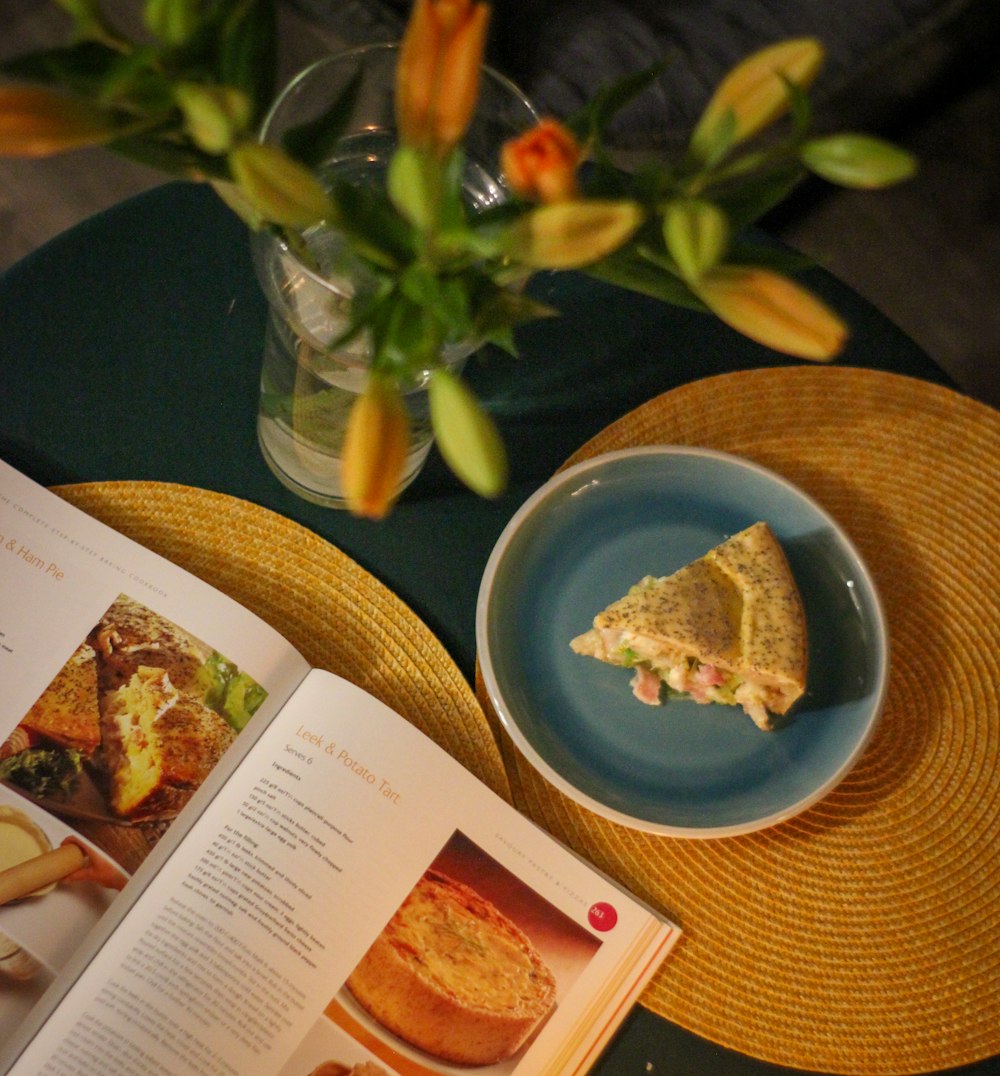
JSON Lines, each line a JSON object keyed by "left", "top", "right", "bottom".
{"left": 0, "top": 593, "right": 267, "bottom": 861}
{"left": 0, "top": 783, "right": 120, "bottom": 1043}
{"left": 323, "top": 830, "right": 603, "bottom": 1074}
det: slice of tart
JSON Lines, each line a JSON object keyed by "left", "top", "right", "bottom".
{"left": 571, "top": 521, "right": 807, "bottom": 729}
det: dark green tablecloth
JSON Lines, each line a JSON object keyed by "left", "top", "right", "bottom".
{"left": 1, "top": 181, "right": 994, "bottom": 1074}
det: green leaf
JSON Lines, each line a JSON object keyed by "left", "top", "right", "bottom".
{"left": 585, "top": 244, "right": 706, "bottom": 310}
{"left": 281, "top": 64, "right": 362, "bottom": 169}
{"left": 219, "top": 0, "right": 277, "bottom": 124}
{"left": 96, "top": 46, "right": 175, "bottom": 112}
{"left": 470, "top": 285, "right": 557, "bottom": 353}
{"left": 725, "top": 237, "right": 815, "bottom": 275}
{"left": 782, "top": 75, "right": 813, "bottom": 136}
{"left": 113, "top": 131, "right": 232, "bottom": 178}
{"left": 399, "top": 264, "right": 472, "bottom": 337}
{"left": 567, "top": 62, "right": 668, "bottom": 149}
{"left": 710, "top": 161, "right": 806, "bottom": 230}
{"left": 801, "top": 134, "right": 917, "bottom": 188}
{"left": 52, "top": 0, "right": 120, "bottom": 46}
{"left": 329, "top": 176, "right": 415, "bottom": 268}
{"left": 376, "top": 293, "right": 444, "bottom": 375}
{"left": 0, "top": 42, "right": 124, "bottom": 95}
{"left": 462, "top": 201, "right": 527, "bottom": 259}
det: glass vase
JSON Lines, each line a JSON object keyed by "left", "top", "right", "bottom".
{"left": 252, "top": 44, "right": 537, "bottom": 508}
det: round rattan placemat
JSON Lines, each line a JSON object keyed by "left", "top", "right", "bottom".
{"left": 477, "top": 366, "right": 1000, "bottom": 1074}
{"left": 52, "top": 481, "right": 511, "bottom": 804}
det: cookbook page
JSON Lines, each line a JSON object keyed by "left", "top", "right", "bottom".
{"left": 2, "top": 669, "right": 680, "bottom": 1076}
{"left": 0, "top": 460, "right": 311, "bottom": 1041}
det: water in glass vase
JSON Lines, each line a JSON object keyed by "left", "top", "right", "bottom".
{"left": 256, "top": 311, "right": 458, "bottom": 509}
{"left": 254, "top": 132, "right": 502, "bottom": 508}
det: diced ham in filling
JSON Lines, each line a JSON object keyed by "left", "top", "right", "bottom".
{"left": 628, "top": 654, "right": 773, "bottom": 729}
{"left": 578, "top": 627, "right": 775, "bottom": 728}
{"left": 629, "top": 665, "right": 663, "bottom": 706}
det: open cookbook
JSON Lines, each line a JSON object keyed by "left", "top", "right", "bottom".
{"left": 0, "top": 459, "right": 680, "bottom": 1076}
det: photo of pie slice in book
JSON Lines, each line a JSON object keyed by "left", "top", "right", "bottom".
{"left": 570, "top": 522, "right": 807, "bottom": 730}
{"left": 0, "top": 594, "right": 267, "bottom": 824}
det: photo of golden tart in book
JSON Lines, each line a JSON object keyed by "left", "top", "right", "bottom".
{"left": 571, "top": 521, "right": 807, "bottom": 729}
{"left": 346, "top": 869, "right": 557, "bottom": 1065}
{"left": 307, "top": 1062, "right": 389, "bottom": 1076}
{"left": 0, "top": 594, "right": 267, "bottom": 824}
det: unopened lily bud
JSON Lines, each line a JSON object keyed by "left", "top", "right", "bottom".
{"left": 144, "top": 0, "right": 200, "bottom": 46}
{"left": 175, "top": 83, "right": 252, "bottom": 154}
{"left": 662, "top": 198, "right": 729, "bottom": 281}
{"left": 801, "top": 133, "right": 917, "bottom": 189}
{"left": 228, "top": 142, "right": 334, "bottom": 229}
{"left": 501, "top": 118, "right": 582, "bottom": 203}
{"left": 0, "top": 86, "right": 115, "bottom": 157}
{"left": 342, "top": 376, "right": 411, "bottom": 519}
{"left": 396, "top": 0, "right": 490, "bottom": 153}
{"left": 508, "top": 200, "right": 644, "bottom": 269}
{"left": 691, "top": 38, "right": 824, "bottom": 161}
{"left": 694, "top": 265, "right": 846, "bottom": 360}
{"left": 429, "top": 367, "right": 507, "bottom": 497}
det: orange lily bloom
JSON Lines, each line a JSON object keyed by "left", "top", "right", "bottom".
{"left": 342, "top": 376, "right": 412, "bottom": 519}
{"left": 694, "top": 266, "right": 846, "bottom": 360}
{"left": 395, "top": 0, "right": 490, "bottom": 154}
{"left": 501, "top": 118, "right": 582, "bottom": 203}
{"left": 0, "top": 86, "right": 116, "bottom": 157}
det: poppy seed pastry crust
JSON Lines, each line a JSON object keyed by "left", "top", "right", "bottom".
{"left": 571, "top": 521, "right": 807, "bottom": 727}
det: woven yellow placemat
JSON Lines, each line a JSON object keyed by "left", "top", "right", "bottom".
{"left": 53, "top": 481, "right": 511, "bottom": 803}
{"left": 477, "top": 366, "right": 1000, "bottom": 1074}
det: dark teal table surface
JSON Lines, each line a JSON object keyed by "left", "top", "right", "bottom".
{"left": 1, "top": 181, "right": 994, "bottom": 1075}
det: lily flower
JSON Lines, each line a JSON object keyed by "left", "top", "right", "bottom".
{"left": 395, "top": 0, "right": 490, "bottom": 154}
{"left": 691, "top": 38, "right": 824, "bottom": 161}
{"left": 801, "top": 133, "right": 918, "bottom": 189}
{"left": 0, "top": 86, "right": 116, "bottom": 157}
{"left": 508, "top": 200, "right": 645, "bottom": 269}
{"left": 228, "top": 142, "right": 335, "bottom": 229}
{"left": 342, "top": 375, "right": 412, "bottom": 519}
{"left": 175, "top": 84, "right": 252, "bottom": 155}
{"left": 693, "top": 266, "right": 846, "bottom": 360}
{"left": 429, "top": 368, "right": 507, "bottom": 497}
{"left": 501, "top": 118, "right": 583, "bottom": 203}
{"left": 662, "top": 198, "right": 729, "bottom": 281}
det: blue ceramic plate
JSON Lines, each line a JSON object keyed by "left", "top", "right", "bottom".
{"left": 476, "top": 447, "right": 888, "bottom": 837}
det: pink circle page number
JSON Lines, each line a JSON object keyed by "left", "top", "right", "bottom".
{"left": 588, "top": 901, "right": 618, "bottom": 931}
